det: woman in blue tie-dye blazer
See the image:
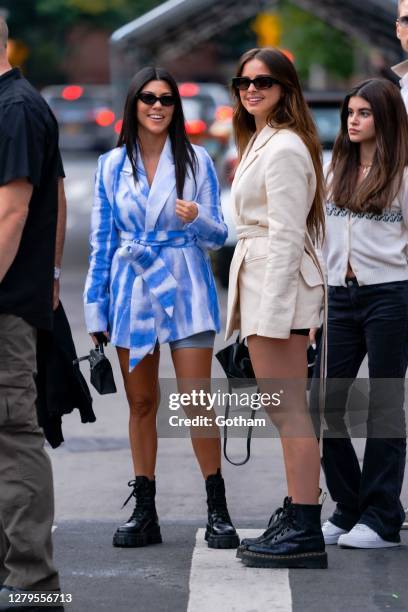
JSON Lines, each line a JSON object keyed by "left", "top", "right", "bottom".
{"left": 84, "top": 67, "right": 239, "bottom": 551}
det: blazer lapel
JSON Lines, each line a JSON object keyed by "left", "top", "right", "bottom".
{"left": 253, "top": 124, "right": 278, "bottom": 151}
{"left": 120, "top": 151, "right": 150, "bottom": 209}
{"left": 234, "top": 126, "right": 278, "bottom": 186}
{"left": 145, "top": 138, "right": 176, "bottom": 231}
{"left": 234, "top": 133, "right": 257, "bottom": 185}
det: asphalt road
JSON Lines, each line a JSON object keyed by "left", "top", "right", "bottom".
{"left": 49, "top": 151, "right": 408, "bottom": 612}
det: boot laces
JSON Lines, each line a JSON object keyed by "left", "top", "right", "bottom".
{"left": 208, "top": 480, "right": 230, "bottom": 522}
{"left": 262, "top": 497, "right": 292, "bottom": 538}
{"left": 122, "top": 479, "right": 139, "bottom": 508}
{"left": 122, "top": 479, "right": 153, "bottom": 521}
{"left": 273, "top": 503, "right": 296, "bottom": 538}
{"left": 211, "top": 505, "right": 231, "bottom": 523}
{"left": 128, "top": 504, "right": 148, "bottom": 523}
{"left": 267, "top": 506, "right": 284, "bottom": 528}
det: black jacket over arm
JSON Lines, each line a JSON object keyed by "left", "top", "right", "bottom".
{"left": 36, "top": 302, "right": 96, "bottom": 448}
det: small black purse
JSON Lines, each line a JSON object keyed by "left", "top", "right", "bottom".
{"left": 216, "top": 334, "right": 255, "bottom": 381}
{"left": 216, "top": 331, "right": 318, "bottom": 465}
{"left": 73, "top": 342, "right": 117, "bottom": 395}
{"left": 215, "top": 335, "right": 257, "bottom": 466}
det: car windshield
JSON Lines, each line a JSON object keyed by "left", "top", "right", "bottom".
{"left": 182, "top": 98, "right": 207, "bottom": 122}
{"left": 310, "top": 106, "right": 341, "bottom": 150}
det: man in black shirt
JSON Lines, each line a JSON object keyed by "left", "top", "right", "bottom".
{"left": 0, "top": 17, "right": 66, "bottom": 603}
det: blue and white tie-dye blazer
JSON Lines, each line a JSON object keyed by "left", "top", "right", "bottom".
{"left": 84, "top": 138, "right": 227, "bottom": 370}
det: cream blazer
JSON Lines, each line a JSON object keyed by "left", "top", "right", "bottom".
{"left": 225, "top": 125, "right": 325, "bottom": 341}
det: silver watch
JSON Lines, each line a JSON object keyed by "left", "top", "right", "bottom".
{"left": 54, "top": 266, "right": 61, "bottom": 280}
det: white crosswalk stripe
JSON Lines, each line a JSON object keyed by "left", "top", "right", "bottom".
{"left": 187, "top": 529, "right": 292, "bottom": 612}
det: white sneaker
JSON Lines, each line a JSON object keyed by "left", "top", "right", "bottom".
{"left": 402, "top": 510, "right": 408, "bottom": 530}
{"left": 322, "top": 520, "right": 347, "bottom": 545}
{"left": 338, "top": 523, "right": 400, "bottom": 549}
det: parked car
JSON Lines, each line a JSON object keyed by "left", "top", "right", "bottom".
{"left": 179, "top": 81, "right": 232, "bottom": 118}
{"left": 215, "top": 92, "right": 344, "bottom": 287}
{"left": 306, "top": 91, "right": 343, "bottom": 164}
{"left": 179, "top": 82, "right": 233, "bottom": 160}
{"left": 181, "top": 93, "right": 222, "bottom": 158}
{"left": 42, "top": 84, "right": 116, "bottom": 152}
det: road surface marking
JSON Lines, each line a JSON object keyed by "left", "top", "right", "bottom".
{"left": 187, "top": 529, "right": 292, "bottom": 612}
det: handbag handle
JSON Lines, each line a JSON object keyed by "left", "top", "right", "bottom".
{"left": 222, "top": 380, "right": 256, "bottom": 466}
{"left": 73, "top": 343, "right": 104, "bottom": 365}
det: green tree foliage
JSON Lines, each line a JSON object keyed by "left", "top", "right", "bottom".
{"left": 35, "top": 0, "right": 158, "bottom": 28}
{"left": 2, "top": 0, "right": 161, "bottom": 84}
{"left": 279, "top": 1, "right": 355, "bottom": 81}
{"left": 3, "top": 0, "right": 355, "bottom": 86}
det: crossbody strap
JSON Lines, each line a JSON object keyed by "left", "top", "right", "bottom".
{"left": 305, "top": 232, "right": 328, "bottom": 456}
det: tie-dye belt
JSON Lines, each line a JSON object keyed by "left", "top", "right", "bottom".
{"left": 118, "top": 230, "right": 196, "bottom": 370}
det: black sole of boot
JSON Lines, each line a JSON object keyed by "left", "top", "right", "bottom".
{"left": 236, "top": 545, "right": 247, "bottom": 558}
{"left": 205, "top": 531, "right": 240, "bottom": 549}
{"left": 112, "top": 530, "right": 163, "bottom": 548}
{"left": 241, "top": 550, "right": 328, "bottom": 569}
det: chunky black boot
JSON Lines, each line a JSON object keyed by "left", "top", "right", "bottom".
{"left": 113, "top": 477, "right": 162, "bottom": 548}
{"left": 241, "top": 499, "right": 327, "bottom": 568}
{"left": 205, "top": 469, "right": 240, "bottom": 549}
{"left": 236, "top": 497, "right": 291, "bottom": 559}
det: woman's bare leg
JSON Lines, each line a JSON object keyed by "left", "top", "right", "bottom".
{"left": 247, "top": 334, "right": 320, "bottom": 504}
{"left": 171, "top": 347, "right": 221, "bottom": 478}
{"left": 117, "top": 346, "right": 160, "bottom": 479}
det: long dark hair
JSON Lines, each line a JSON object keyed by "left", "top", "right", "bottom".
{"left": 329, "top": 78, "right": 408, "bottom": 213}
{"left": 232, "top": 48, "right": 325, "bottom": 241}
{"left": 117, "top": 66, "right": 197, "bottom": 198}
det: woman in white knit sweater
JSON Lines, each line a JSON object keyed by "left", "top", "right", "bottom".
{"left": 313, "top": 78, "right": 408, "bottom": 549}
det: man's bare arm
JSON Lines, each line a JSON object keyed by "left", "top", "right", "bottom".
{"left": 53, "top": 177, "right": 67, "bottom": 309}
{"left": 0, "top": 178, "right": 32, "bottom": 283}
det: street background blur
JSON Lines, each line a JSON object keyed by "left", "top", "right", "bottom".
{"left": 2, "top": 0, "right": 403, "bottom": 283}
{"left": 1, "top": 1, "right": 408, "bottom": 611}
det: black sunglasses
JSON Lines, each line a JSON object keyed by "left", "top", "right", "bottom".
{"left": 232, "top": 75, "right": 280, "bottom": 91}
{"left": 397, "top": 15, "right": 408, "bottom": 27}
{"left": 138, "top": 92, "right": 176, "bottom": 106}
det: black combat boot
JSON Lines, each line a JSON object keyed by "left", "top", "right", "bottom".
{"left": 236, "top": 497, "right": 291, "bottom": 559}
{"left": 205, "top": 469, "right": 240, "bottom": 549}
{"left": 241, "top": 498, "right": 327, "bottom": 568}
{"left": 113, "top": 476, "right": 162, "bottom": 548}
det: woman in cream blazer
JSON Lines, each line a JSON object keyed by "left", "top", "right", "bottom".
{"left": 228, "top": 48, "right": 327, "bottom": 570}
{"left": 225, "top": 125, "right": 324, "bottom": 340}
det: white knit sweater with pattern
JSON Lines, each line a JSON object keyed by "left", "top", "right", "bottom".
{"left": 323, "top": 166, "right": 408, "bottom": 287}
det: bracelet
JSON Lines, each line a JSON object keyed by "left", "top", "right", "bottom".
{"left": 54, "top": 266, "right": 61, "bottom": 280}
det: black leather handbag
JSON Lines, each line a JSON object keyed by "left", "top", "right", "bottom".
{"left": 215, "top": 335, "right": 257, "bottom": 466}
{"left": 73, "top": 343, "right": 117, "bottom": 395}
{"left": 216, "top": 332, "right": 318, "bottom": 465}
{"left": 216, "top": 334, "right": 255, "bottom": 381}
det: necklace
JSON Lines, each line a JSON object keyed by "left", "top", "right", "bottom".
{"left": 359, "top": 163, "right": 372, "bottom": 178}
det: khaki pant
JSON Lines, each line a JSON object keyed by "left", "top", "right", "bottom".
{"left": 0, "top": 314, "right": 59, "bottom": 590}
